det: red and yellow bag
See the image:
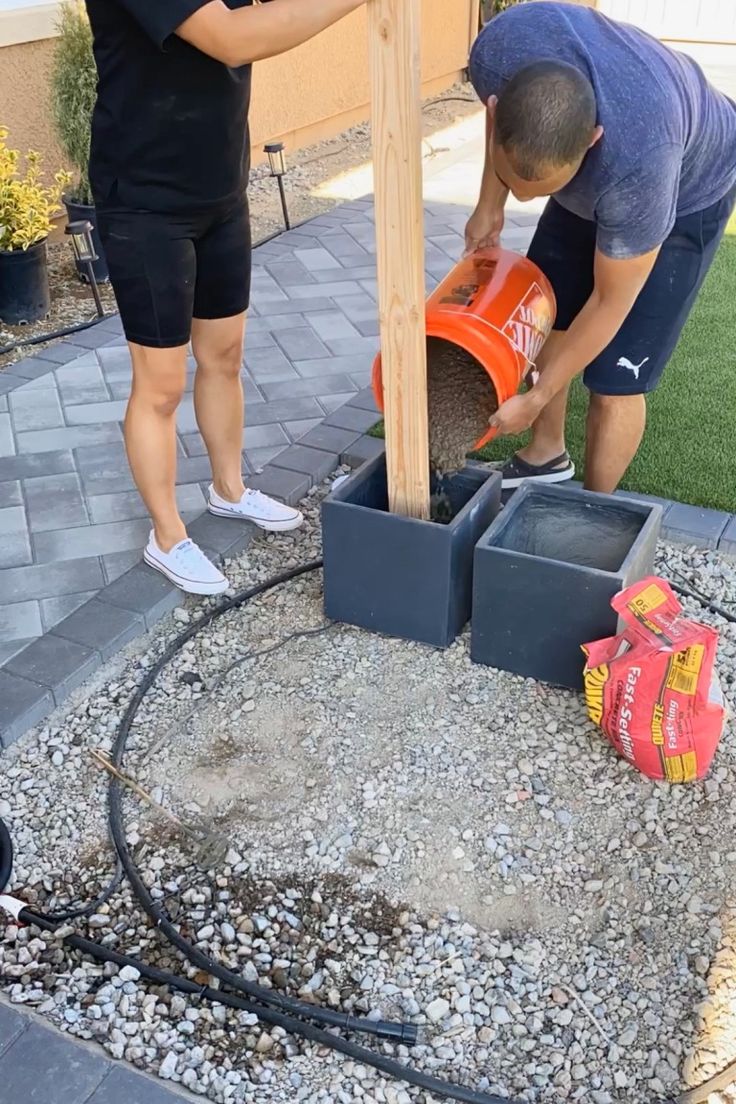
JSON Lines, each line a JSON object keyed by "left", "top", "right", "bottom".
{"left": 582, "top": 577, "right": 727, "bottom": 782}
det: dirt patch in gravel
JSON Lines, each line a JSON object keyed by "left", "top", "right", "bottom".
{"left": 427, "top": 337, "right": 498, "bottom": 475}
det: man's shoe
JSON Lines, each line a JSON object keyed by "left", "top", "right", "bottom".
{"left": 497, "top": 451, "right": 575, "bottom": 490}
{"left": 144, "top": 533, "right": 229, "bottom": 596}
{"left": 207, "top": 486, "right": 303, "bottom": 532}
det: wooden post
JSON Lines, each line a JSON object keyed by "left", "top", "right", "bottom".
{"left": 369, "top": 0, "right": 431, "bottom": 520}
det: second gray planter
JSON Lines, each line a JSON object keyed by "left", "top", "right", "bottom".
{"left": 322, "top": 455, "right": 502, "bottom": 647}
{"left": 471, "top": 482, "right": 663, "bottom": 688}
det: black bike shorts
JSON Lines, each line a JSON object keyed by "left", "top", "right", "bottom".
{"left": 96, "top": 195, "right": 252, "bottom": 349}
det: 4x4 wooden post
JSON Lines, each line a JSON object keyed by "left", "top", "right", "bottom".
{"left": 369, "top": 0, "right": 431, "bottom": 519}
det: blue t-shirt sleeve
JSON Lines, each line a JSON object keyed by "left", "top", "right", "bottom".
{"left": 117, "top": 0, "right": 210, "bottom": 48}
{"left": 595, "top": 143, "right": 682, "bottom": 259}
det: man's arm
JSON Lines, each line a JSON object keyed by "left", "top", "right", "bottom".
{"left": 177, "top": 0, "right": 366, "bottom": 68}
{"left": 490, "top": 246, "right": 660, "bottom": 435}
{"left": 465, "top": 104, "right": 509, "bottom": 254}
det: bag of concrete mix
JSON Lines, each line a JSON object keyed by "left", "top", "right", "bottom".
{"left": 581, "top": 577, "right": 726, "bottom": 782}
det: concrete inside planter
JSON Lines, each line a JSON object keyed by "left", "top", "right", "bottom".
{"left": 322, "top": 454, "right": 502, "bottom": 648}
{"left": 471, "top": 483, "right": 663, "bottom": 689}
{"left": 493, "top": 495, "right": 647, "bottom": 572}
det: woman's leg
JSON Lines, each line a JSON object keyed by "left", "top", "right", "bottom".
{"left": 124, "top": 342, "right": 188, "bottom": 551}
{"left": 191, "top": 312, "right": 247, "bottom": 503}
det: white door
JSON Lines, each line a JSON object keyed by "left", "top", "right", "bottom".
{"left": 598, "top": 0, "right": 736, "bottom": 44}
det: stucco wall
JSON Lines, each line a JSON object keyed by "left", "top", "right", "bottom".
{"left": 0, "top": 37, "right": 62, "bottom": 168}
{"left": 1, "top": 1, "right": 477, "bottom": 175}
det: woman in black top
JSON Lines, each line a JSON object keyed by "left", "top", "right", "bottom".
{"left": 86, "top": 0, "right": 366, "bottom": 595}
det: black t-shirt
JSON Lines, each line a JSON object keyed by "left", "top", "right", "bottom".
{"left": 85, "top": 0, "right": 253, "bottom": 213}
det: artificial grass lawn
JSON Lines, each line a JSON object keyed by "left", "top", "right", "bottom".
{"left": 371, "top": 233, "right": 736, "bottom": 512}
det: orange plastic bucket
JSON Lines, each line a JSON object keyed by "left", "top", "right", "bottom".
{"left": 371, "top": 247, "right": 557, "bottom": 450}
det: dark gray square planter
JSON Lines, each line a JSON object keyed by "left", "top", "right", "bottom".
{"left": 471, "top": 482, "right": 663, "bottom": 689}
{"left": 322, "top": 455, "right": 502, "bottom": 647}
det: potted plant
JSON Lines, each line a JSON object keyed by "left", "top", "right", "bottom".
{"left": 50, "top": 0, "right": 108, "bottom": 283}
{"left": 0, "top": 128, "right": 70, "bottom": 325}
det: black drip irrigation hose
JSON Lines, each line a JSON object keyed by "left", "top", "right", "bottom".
{"left": 668, "top": 578, "right": 736, "bottom": 624}
{"left": 0, "top": 816, "right": 12, "bottom": 894}
{"left": 2, "top": 560, "right": 736, "bottom": 1102}
{"left": 0, "top": 314, "right": 115, "bottom": 357}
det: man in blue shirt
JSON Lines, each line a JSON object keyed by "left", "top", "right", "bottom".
{"left": 467, "top": 2, "right": 736, "bottom": 493}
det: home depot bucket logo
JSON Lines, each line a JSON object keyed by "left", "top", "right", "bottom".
{"left": 503, "top": 284, "right": 553, "bottom": 366}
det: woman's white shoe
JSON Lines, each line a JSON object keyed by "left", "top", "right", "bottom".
{"left": 143, "top": 533, "right": 229, "bottom": 596}
{"left": 208, "top": 486, "right": 303, "bottom": 532}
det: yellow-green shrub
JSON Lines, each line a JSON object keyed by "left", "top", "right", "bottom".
{"left": 0, "top": 128, "right": 71, "bottom": 251}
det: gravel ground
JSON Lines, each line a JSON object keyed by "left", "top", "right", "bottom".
{"left": 1, "top": 478, "right": 736, "bottom": 1104}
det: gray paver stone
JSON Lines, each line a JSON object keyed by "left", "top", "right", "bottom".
{"left": 297, "top": 424, "right": 362, "bottom": 455}
{"left": 5, "top": 633, "right": 98, "bottom": 703}
{"left": 41, "top": 592, "right": 98, "bottom": 632}
{"left": 0, "top": 480, "right": 22, "bottom": 509}
{"left": 0, "top": 375, "right": 20, "bottom": 396}
{"left": 16, "top": 423, "right": 122, "bottom": 456}
{"left": 0, "top": 449, "right": 75, "bottom": 482}
{"left": 65, "top": 324, "right": 118, "bottom": 349}
{"left": 87, "top": 1065, "right": 196, "bottom": 1104}
{"left": 324, "top": 405, "right": 381, "bottom": 433}
{"left": 246, "top": 397, "right": 324, "bottom": 427}
{"left": 3, "top": 355, "right": 57, "bottom": 381}
{"left": 347, "top": 386, "right": 380, "bottom": 412}
{"left": 27, "top": 342, "right": 88, "bottom": 366}
{"left": 25, "top": 472, "right": 88, "bottom": 532}
{"left": 294, "top": 355, "right": 371, "bottom": 380}
{"left": 271, "top": 444, "right": 339, "bottom": 483}
{"left": 0, "top": 1023, "right": 106, "bottom": 1103}
{"left": 246, "top": 467, "right": 310, "bottom": 506}
{"left": 718, "top": 515, "right": 736, "bottom": 555}
{"left": 100, "top": 563, "right": 180, "bottom": 628}
{"left": 0, "top": 413, "right": 15, "bottom": 458}
{"left": 0, "top": 557, "right": 105, "bottom": 605}
{"left": 33, "top": 518, "right": 151, "bottom": 564}
{"left": 274, "top": 328, "right": 330, "bottom": 361}
{"left": 0, "top": 599, "right": 42, "bottom": 642}
{"left": 0, "top": 672, "right": 55, "bottom": 748}
{"left": 186, "top": 513, "right": 256, "bottom": 557}
{"left": 53, "top": 598, "right": 145, "bottom": 660}
{"left": 0, "top": 1003, "right": 26, "bottom": 1054}
{"left": 340, "top": 434, "right": 385, "bottom": 468}
{"left": 260, "top": 374, "right": 355, "bottom": 402}
{"left": 662, "top": 503, "right": 730, "bottom": 549}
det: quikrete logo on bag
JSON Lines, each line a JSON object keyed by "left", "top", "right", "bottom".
{"left": 582, "top": 577, "right": 726, "bottom": 782}
{"left": 583, "top": 661, "right": 609, "bottom": 727}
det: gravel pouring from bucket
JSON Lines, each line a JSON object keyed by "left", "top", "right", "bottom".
{"left": 373, "top": 246, "right": 557, "bottom": 476}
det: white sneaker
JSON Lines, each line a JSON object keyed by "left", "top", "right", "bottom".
{"left": 144, "top": 532, "right": 229, "bottom": 596}
{"left": 207, "top": 486, "right": 303, "bottom": 532}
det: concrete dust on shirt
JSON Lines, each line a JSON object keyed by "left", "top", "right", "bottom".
{"left": 427, "top": 336, "right": 498, "bottom": 478}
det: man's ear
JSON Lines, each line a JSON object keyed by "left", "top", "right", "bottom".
{"left": 486, "top": 94, "right": 498, "bottom": 122}
{"left": 589, "top": 124, "right": 604, "bottom": 149}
